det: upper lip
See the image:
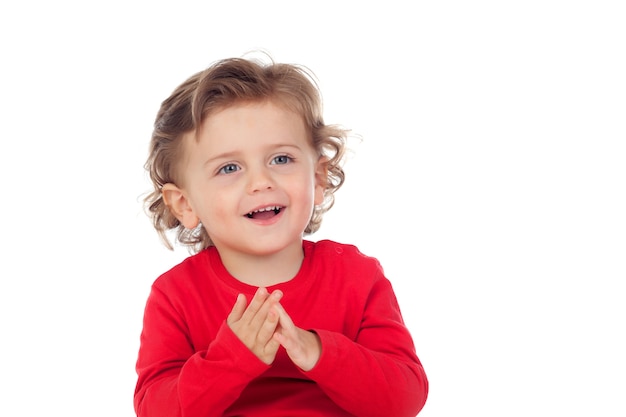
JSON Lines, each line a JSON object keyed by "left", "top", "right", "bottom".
{"left": 244, "top": 205, "right": 285, "bottom": 218}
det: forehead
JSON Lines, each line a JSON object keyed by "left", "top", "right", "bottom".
{"left": 193, "top": 100, "right": 312, "bottom": 149}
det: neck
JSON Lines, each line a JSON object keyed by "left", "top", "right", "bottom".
{"left": 216, "top": 242, "right": 305, "bottom": 287}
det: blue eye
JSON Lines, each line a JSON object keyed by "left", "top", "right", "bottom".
{"left": 218, "top": 163, "right": 240, "bottom": 175}
{"left": 271, "top": 155, "right": 293, "bottom": 165}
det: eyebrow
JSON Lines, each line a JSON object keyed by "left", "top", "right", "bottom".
{"left": 203, "top": 151, "right": 238, "bottom": 167}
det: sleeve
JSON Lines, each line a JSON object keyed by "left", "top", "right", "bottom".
{"left": 133, "top": 285, "right": 269, "bottom": 417}
{"left": 305, "top": 275, "right": 428, "bottom": 417}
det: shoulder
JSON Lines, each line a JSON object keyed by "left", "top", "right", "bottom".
{"left": 306, "top": 239, "right": 384, "bottom": 274}
{"left": 151, "top": 249, "right": 211, "bottom": 292}
{"left": 307, "top": 238, "right": 374, "bottom": 258}
{"left": 303, "top": 240, "right": 397, "bottom": 308}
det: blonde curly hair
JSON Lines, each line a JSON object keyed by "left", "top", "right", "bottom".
{"left": 143, "top": 55, "right": 349, "bottom": 252}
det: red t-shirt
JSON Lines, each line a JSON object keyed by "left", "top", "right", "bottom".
{"left": 134, "top": 239, "right": 428, "bottom": 416}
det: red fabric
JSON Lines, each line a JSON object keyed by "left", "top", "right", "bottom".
{"left": 134, "top": 239, "right": 428, "bottom": 417}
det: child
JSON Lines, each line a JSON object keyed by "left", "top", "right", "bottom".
{"left": 135, "top": 54, "right": 428, "bottom": 417}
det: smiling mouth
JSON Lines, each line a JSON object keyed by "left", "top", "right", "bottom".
{"left": 245, "top": 206, "right": 284, "bottom": 219}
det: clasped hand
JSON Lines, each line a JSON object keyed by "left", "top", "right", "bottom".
{"left": 227, "top": 287, "right": 321, "bottom": 371}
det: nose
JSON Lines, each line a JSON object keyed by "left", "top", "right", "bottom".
{"left": 246, "top": 165, "right": 275, "bottom": 194}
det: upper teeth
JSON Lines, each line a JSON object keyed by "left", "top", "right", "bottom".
{"left": 249, "top": 206, "right": 279, "bottom": 215}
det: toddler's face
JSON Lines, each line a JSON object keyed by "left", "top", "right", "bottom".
{"left": 175, "top": 100, "right": 326, "bottom": 258}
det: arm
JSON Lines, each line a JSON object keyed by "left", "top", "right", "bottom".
{"left": 133, "top": 286, "right": 270, "bottom": 417}
{"left": 274, "top": 276, "right": 428, "bottom": 417}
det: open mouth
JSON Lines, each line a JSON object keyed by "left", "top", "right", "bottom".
{"left": 245, "top": 206, "right": 283, "bottom": 220}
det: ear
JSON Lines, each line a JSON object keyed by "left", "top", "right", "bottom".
{"left": 161, "top": 183, "right": 200, "bottom": 229}
{"left": 313, "top": 156, "right": 329, "bottom": 206}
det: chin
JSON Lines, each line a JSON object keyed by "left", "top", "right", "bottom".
{"left": 246, "top": 238, "right": 302, "bottom": 256}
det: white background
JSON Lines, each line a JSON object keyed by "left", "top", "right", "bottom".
{"left": 1, "top": 1, "right": 624, "bottom": 416}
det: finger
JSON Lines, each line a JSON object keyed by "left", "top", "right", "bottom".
{"left": 240, "top": 287, "right": 269, "bottom": 323}
{"left": 264, "top": 334, "right": 281, "bottom": 358}
{"left": 256, "top": 305, "right": 280, "bottom": 346}
{"left": 226, "top": 293, "right": 247, "bottom": 326}
{"left": 246, "top": 290, "right": 282, "bottom": 343}
{"left": 272, "top": 304, "right": 322, "bottom": 371}
{"left": 248, "top": 289, "right": 283, "bottom": 328}
{"left": 272, "top": 303, "right": 297, "bottom": 348}
{"left": 273, "top": 301, "right": 295, "bottom": 332}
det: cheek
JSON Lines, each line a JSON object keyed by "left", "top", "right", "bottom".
{"left": 191, "top": 184, "right": 232, "bottom": 222}
{"left": 294, "top": 175, "right": 320, "bottom": 207}
{"left": 199, "top": 201, "right": 232, "bottom": 234}
{"left": 208, "top": 191, "right": 234, "bottom": 215}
